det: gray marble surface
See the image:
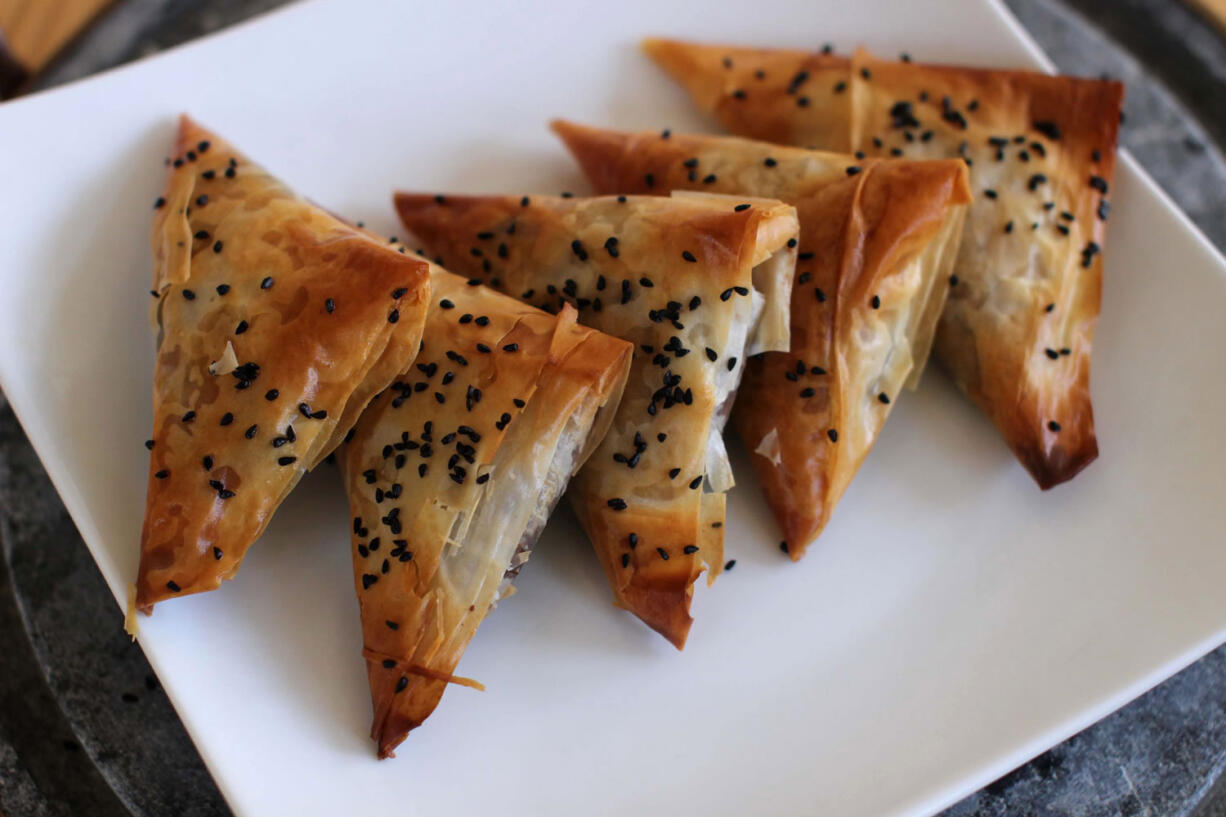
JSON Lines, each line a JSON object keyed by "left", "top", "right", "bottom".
{"left": 1, "top": 1, "right": 1225, "bottom": 815}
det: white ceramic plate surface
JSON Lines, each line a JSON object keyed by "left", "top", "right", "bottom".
{"left": 1, "top": 1, "right": 1225, "bottom": 815}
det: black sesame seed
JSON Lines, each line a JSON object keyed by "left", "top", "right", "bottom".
{"left": 1045, "top": 348, "right": 1059, "bottom": 360}
{"left": 388, "top": 308, "right": 400, "bottom": 324}
{"left": 1089, "top": 175, "right": 1109, "bottom": 194}
{"left": 202, "top": 455, "right": 214, "bottom": 470}
{"left": 621, "top": 554, "right": 630, "bottom": 568}
{"left": 657, "top": 547, "right": 670, "bottom": 561}
{"left": 216, "top": 283, "right": 230, "bottom": 295}
{"left": 683, "top": 545, "right": 699, "bottom": 555}
{"left": 827, "top": 429, "right": 838, "bottom": 443}
{"left": 245, "top": 424, "right": 258, "bottom": 439}
{"left": 213, "top": 547, "right": 223, "bottom": 560}
{"left": 878, "top": 393, "right": 890, "bottom": 405}
{"left": 845, "top": 165, "right": 861, "bottom": 176}
{"left": 153, "top": 197, "right": 166, "bottom": 210}
{"left": 682, "top": 250, "right": 697, "bottom": 263}
{"left": 195, "top": 195, "right": 208, "bottom": 207}
{"left": 871, "top": 295, "right": 881, "bottom": 309}
{"left": 734, "top": 203, "right": 752, "bottom": 212}
{"left": 260, "top": 276, "right": 274, "bottom": 290}
{"left": 182, "top": 410, "right": 196, "bottom": 423}
{"left": 1033, "top": 120, "right": 1062, "bottom": 140}
{"left": 212, "top": 240, "right": 223, "bottom": 254}
{"left": 702, "top": 174, "right": 717, "bottom": 184}
{"left": 220, "top": 413, "right": 233, "bottom": 426}
{"left": 764, "top": 157, "right": 777, "bottom": 167}
{"left": 155, "top": 469, "right": 169, "bottom": 479}
{"left": 645, "top": 173, "right": 655, "bottom": 188}
{"left": 949, "top": 275, "right": 959, "bottom": 287}
{"left": 779, "top": 541, "right": 789, "bottom": 554}
{"left": 182, "top": 289, "right": 196, "bottom": 301}
{"left": 278, "top": 456, "right": 297, "bottom": 466}
{"left": 235, "top": 320, "right": 248, "bottom": 335}
{"left": 800, "top": 387, "right": 815, "bottom": 398}
{"left": 1048, "top": 420, "right": 1062, "bottom": 432}
{"left": 607, "top": 498, "right": 627, "bottom": 511}
{"left": 166, "top": 581, "right": 181, "bottom": 593}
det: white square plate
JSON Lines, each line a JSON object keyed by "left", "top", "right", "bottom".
{"left": 2, "top": 1, "right": 1225, "bottom": 815}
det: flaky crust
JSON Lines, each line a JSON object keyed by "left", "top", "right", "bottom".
{"left": 552, "top": 122, "right": 971, "bottom": 557}
{"left": 136, "top": 117, "right": 430, "bottom": 611}
{"left": 845, "top": 50, "right": 1121, "bottom": 488}
{"left": 643, "top": 38, "right": 853, "bottom": 152}
{"left": 395, "top": 193, "right": 799, "bottom": 645}
{"left": 644, "top": 40, "right": 1122, "bottom": 488}
{"left": 343, "top": 266, "right": 631, "bottom": 757}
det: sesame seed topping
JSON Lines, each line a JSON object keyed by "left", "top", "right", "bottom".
{"left": 1048, "top": 421, "right": 1062, "bottom": 432}
{"left": 827, "top": 429, "right": 838, "bottom": 442}
{"left": 682, "top": 250, "right": 697, "bottom": 263}
{"left": 657, "top": 547, "right": 670, "bottom": 561}
{"left": 1033, "top": 120, "right": 1061, "bottom": 140}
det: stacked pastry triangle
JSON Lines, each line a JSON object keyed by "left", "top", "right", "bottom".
{"left": 137, "top": 117, "right": 432, "bottom": 611}
{"left": 549, "top": 121, "right": 971, "bottom": 560}
{"left": 644, "top": 39, "right": 1123, "bottom": 488}
{"left": 342, "top": 262, "right": 631, "bottom": 757}
{"left": 395, "top": 192, "right": 800, "bottom": 645}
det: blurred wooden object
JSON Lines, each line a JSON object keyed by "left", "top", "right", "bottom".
{"left": 0, "top": 0, "right": 115, "bottom": 95}
{"left": 1189, "top": 0, "right": 1226, "bottom": 32}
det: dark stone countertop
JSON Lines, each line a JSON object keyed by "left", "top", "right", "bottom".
{"left": 1, "top": 1, "right": 1225, "bottom": 815}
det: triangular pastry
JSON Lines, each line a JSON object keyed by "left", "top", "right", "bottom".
{"left": 645, "top": 41, "right": 1123, "bottom": 487}
{"left": 551, "top": 121, "right": 971, "bottom": 559}
{"left": 136, "top": 117, "right": 431, "bottom": 611}
{"left": 343, "top": 263, "right": 631, "bottom": 756}
{"left": 395, "top": 191, "right": 799, "bottom": 646}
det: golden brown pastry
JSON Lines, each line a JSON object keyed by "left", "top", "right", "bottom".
{"left": 551, "top": 122, "right": 971, "bottom": 559}
{"left": 343, "top": 264, "right": 631, "bottom": 757}
{"left": 643, "top": 38, "right": 853, "bottom": 152}
{"left": 645, "top": 41, "right": 1123, "bottom": 488}
{"left": 395, "top": 192, "right": 799, "bottom": 646}
{"left": 137, "top": 117, "right": 431, "bottom": 612}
